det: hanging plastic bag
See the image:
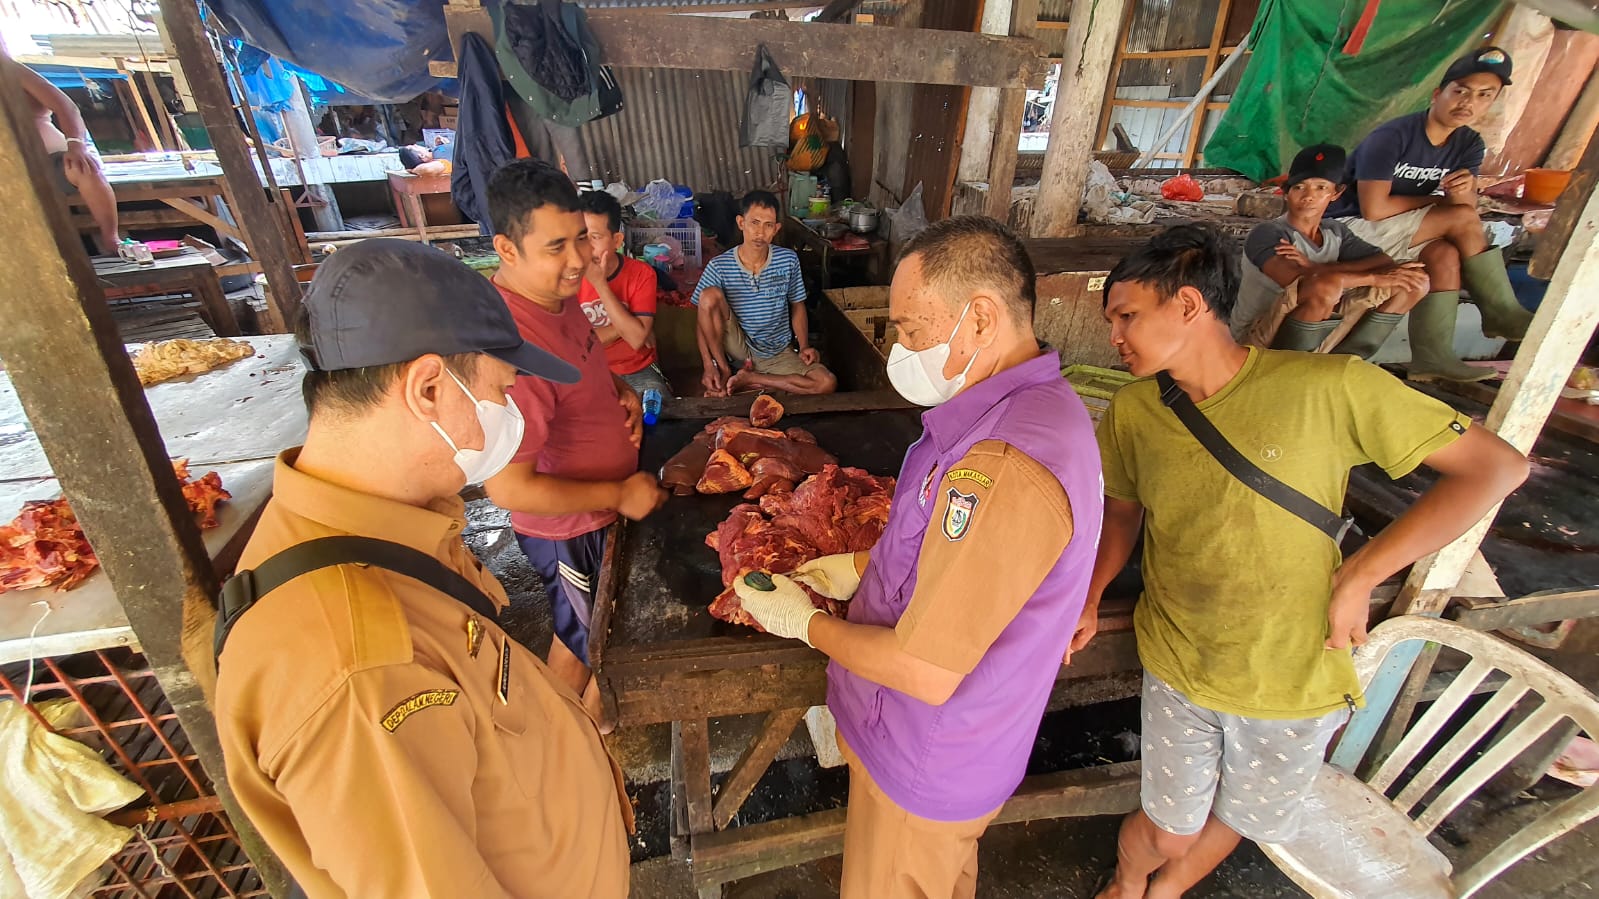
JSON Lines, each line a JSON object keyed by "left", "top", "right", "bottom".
{"left": 636, "top": 180, "right": 682, "bottom": 220}
{"left": 1160, "top": 173, "right": 1205, "bottom": 202}
{"left": 888, "top": 182, "right": 929, "bottom": 248}
{"left": 740, "top": 45, "right": 793, "bottom": 148}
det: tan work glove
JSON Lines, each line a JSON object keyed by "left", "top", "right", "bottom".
{"left": 790, "top": 552, "right": 863, "bottom": 601}
{"left": 732, "top": 573, "right": 824, "bottom": 646}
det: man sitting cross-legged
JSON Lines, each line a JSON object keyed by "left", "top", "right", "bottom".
{"left": 693, "top": 190, "right": 838, "bottom": 397}
{"left": 1327, "top": 46, "right": 1532, "bottom": 382}
{"left": 1233, "top": 143, "right": 1429, "bottom": 358}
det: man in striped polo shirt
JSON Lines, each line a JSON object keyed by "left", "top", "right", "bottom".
{"left": 693, "top": 191, "right": 838, "bottom": 396}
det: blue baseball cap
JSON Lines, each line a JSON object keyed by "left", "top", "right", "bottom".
{"left": 297, "top": 239, "right": 578, "bottom": 384}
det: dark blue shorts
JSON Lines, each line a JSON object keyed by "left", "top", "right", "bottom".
{"left": 515, "top": 528, "right": 607, "bottom": 666}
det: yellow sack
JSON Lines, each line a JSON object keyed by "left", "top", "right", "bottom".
{"left": 0, "top": 699, "right": 142, "bottom": 899}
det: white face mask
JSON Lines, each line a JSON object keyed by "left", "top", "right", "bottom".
{"left": 430, "top": 369, "right": 525, "bottom": 485}
{"left": 886, "top": 301, "right": 981, "bottom": 407}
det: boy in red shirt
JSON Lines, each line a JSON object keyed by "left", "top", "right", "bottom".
{"left": 484, "top": 160, "right": 669, "bottom": 725}
{"left": 579, "top": 191, "right": 674, "bottom": 397}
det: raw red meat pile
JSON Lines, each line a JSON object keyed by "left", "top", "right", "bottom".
{"left": 705, "top": 465, "right": 895, "bottom": 628}
{"left": 0, "top": 461, "right": 232, "bottom": 594}
{"left": 659, "top": 396, "right": 838, "bottom": 500}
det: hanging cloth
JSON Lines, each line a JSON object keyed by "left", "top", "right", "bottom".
{"left": 493, "top": 0, "right": 623, "bottom": 128}
{"left": 451, "top": 32, "right": 518, "bottom": 235}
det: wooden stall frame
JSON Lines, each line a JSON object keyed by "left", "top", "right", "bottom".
{"left": 1032, "top": 0, "right": 1132, "bottom": 236}
{"left": 0, "top": 54, "right": 292, "bottom": 896}
{"left": 157, "top": 0, "right": 303, "bottom": 333}
{"left": 1091, "top": 0, "right": 1244, "bottom": 169}
{"left": 430, "top": 6, "right": 1047, "bottom": 90}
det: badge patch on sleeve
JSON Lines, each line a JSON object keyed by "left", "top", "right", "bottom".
{"left": 381, "top": 690, "right": 459, "bottom": 733}
{"left": 942, "top": 488, "right": 979, "bottom": 541}
{"left": 945, "top": 468, "right": 994, "bottom": 489}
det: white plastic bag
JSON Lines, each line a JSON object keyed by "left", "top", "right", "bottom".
{"left": 636, "top": 179, "right": 681, "bottom": 221}
{"left": 889, "top": 182, "right": 929, "bottom": 248}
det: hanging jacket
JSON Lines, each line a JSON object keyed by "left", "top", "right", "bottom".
{"left": 493, "top": 0, "right": 622, "bottom": 128}
{"left": 451, "top": 32, "right": 517, "bottom": 236}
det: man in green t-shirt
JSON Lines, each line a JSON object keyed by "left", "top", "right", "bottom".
{"left": 1075, "top": 225, "right": 1528, "bottom": 899}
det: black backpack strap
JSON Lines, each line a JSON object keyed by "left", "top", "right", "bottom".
{"left": 1155, "top": 371, "right": 1352, "bottom": 544}
{"left": 215, "top": 536, "right": 501, "bottom": 661}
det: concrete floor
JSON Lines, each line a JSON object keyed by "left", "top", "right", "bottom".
{"left": 465, "top": 496, "right": 1599, "bottom": 898}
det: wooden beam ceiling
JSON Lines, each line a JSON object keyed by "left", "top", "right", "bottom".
{"left": 430, "top": 8, "right": 1043, "bottom": 89}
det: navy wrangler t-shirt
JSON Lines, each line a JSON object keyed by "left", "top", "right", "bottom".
{"left": 1328, "top": 112, "right": 1486, "bottom": 218}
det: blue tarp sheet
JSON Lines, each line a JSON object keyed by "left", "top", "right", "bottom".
{"left": 206, "top": 0, "right": 448, "bottom": 102}
{"left": 27, "top": 64, "right": 128, "bottom": 90}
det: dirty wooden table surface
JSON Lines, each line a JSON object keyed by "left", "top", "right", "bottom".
{"left": 0, "top": 335, "right": 306, "bottom": 664}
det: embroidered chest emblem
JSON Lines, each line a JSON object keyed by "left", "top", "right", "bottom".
{"left": 942, "top": 488, "right": 979, "bottom": 541}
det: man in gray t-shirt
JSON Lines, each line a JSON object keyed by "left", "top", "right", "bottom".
{"left": 1233, "top": 144, "right": 1428, "bottom": 359}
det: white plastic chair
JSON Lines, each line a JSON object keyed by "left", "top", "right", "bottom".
{"left": 1260, "top": 615, "right": 1599, "bottom": 898}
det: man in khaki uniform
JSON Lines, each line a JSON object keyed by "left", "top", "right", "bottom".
{"left": 729, "top": 218, "right": 1104, "bottom": 897}
{"left": 214, "top": 239, "right": 632, "bottom": 898}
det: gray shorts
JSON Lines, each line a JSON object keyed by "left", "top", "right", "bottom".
{"left": 49, "top": 151, "right": 79, "bottom": 197}
{"left": 1140, "top": 672, "right": 1349, "bottom": 843}
{"left": 618, "top": 362, "right": 673, "bottom": 398}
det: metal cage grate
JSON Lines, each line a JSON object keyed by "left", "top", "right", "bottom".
{"left": 0, "top": 648, "right": 264, "bottom": 898}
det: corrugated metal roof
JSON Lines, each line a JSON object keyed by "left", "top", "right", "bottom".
{"left": 579, "top": 67, "right": 784, "bottom": 194}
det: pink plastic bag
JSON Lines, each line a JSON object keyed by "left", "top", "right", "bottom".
{"left": 1161, "top": 174, "right": 1204, "bottom": 202}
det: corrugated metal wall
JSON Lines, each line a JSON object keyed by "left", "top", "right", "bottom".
{"left": 578, "top": 67, "right": 783, "bottom": 194}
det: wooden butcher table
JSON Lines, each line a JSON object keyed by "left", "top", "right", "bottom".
{"left": 587, "top": 391, "right": 1142, "bottom": 898}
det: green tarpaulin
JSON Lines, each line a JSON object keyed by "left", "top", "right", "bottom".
{"left": 1205, "top": 0, "right": 1504, "bottom": 182}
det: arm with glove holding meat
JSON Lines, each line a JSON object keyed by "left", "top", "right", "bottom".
{"left": 733, "top": 217, "right": 1104, "bottom": 899}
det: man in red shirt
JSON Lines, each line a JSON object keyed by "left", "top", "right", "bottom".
{"left": 484, "top": 160, "right": 669, "bottom": 726}
{"left": 579, "top": 191, "right": 674, "bottom": 397}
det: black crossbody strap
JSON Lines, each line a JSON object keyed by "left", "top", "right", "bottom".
{"left": 215, "top": 536, "right": 500, "bottom": 660}
{"left": 1156, "top": 372, "right": 1351, "bottom": 544}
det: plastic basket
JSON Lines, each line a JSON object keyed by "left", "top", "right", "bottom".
{"left": 626, "top": 218, "right": 703, "bottom": 268}
{"left": 1063, "top": 363, "right": 1136, "bottom": 400}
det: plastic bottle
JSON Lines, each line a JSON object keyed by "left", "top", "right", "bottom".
{"left": 641, "top": 388, "right": 663, "bottom": 427}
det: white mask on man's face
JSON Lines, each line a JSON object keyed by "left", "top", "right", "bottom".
{"left": 430, "top": 369, "right": 525, "bottom": 485}
{"left": 885, "top": 301, "right": 981, "bottom": 407}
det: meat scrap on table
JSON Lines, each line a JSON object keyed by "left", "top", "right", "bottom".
{"left": 0, "top": 460, "right": 232, "bottom": 594}
{"left": 660, "top": 395, "right": 830, "bottom": 500}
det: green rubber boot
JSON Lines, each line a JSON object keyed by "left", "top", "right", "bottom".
{"left": 1271, "top": 318, "right": 1340, "bottom": 352}
{"left": 1407, "top": 291, "right": 1494, "bottom": 383}
{"left": 1462, "top": 247, "right": 1534, "bottom": 340}
{"left": 1330, "top": 311, "right": 1404, "bottom": 360}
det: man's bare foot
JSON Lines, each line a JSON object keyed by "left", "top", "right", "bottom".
{"left": 725, "top": 360, "right": 759, "bottom": 394}
{"left": 1094, "top": 870, "right": 1148, "bottom": 899}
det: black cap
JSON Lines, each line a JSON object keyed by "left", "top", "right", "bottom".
{"left": 1285, "top": 143, "right": 1346, "bottom": 189}
{"left": 1441, "top": 46, "right": 1513, "bottom": 88}
{"left": 298, "top": 239, "right": 579, "bottom": 384}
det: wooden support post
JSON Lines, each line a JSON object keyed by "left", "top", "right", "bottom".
{"left": 983, "top": 0, "right": 1040, "bottom": 222}
{"left": 152, "top": 11, "right": 198, "bottom": 112}
{"left": 1180, "top": 0, "right": 1234, "bottom": 169}
{"left": 0, "top": 56, "right": 293, "bottom": 899}
{"left": 712, "top": 707, "right": 807, "bottom": 830}
{"left": 284, "top": 75, "right": 343, "bottom": 233}
{"left": 157, "top": 0, "right": 302, "bottom": 333}
{"left": 119, "top": 60, "right": 165, "bottom": 151}
{"left": 1548, "top": 67, "right": 1599, "bottom": 171}
{"left": 1334, "top": 133, "right": 1599, "bottom": 774}
{"left": 1031, "top": 0, "right": 1130, "bottom": 237}
{"left": 141, "top": 70, "right": 181, "bottom": 150}
{"left": 957, "top": 0, "right": 1018, "bottom": 184}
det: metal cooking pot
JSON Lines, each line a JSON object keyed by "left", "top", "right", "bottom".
{"left": 847, "top": 207, "right": 879, "bottom": 234}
